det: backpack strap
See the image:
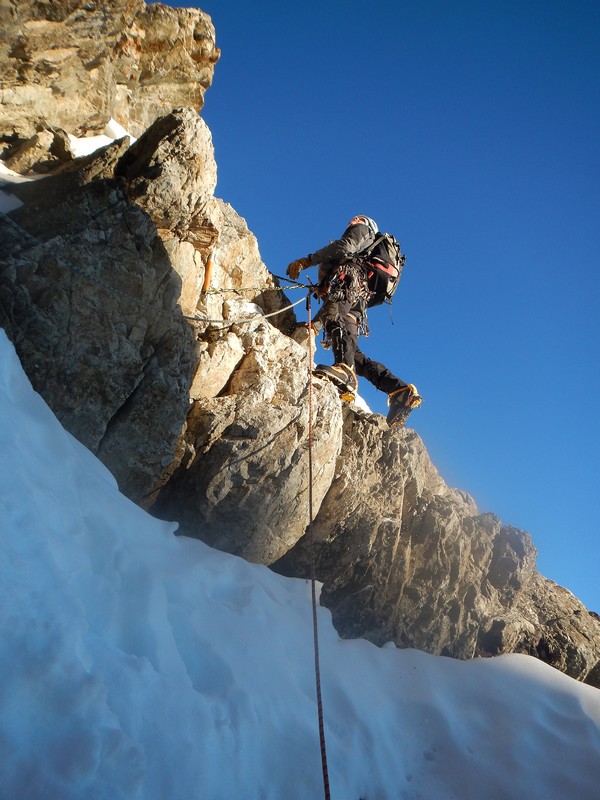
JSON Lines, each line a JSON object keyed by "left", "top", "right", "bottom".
{"left": 360, "top": 233, "right": 386, "bottom": 260}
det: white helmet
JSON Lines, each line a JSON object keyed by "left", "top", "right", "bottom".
{"left": 348, "top": 215, "right": 378, "bottom": 234}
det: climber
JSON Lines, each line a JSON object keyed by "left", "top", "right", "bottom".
{"left": 286, "top": 215, "right": 422, "bottom": 428}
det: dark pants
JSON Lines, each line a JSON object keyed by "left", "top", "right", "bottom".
{"left": 319, "top": 299, "right": 407, "bottom": 395}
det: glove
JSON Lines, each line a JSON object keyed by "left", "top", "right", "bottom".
{"left": 313, "top": 282, "right": 328, "bottom": 299}
{"left": 286, "top": 257, "right": 309, "bottom": 280}
{"left": 298, "top": 321, "right": 320, "bottom": 334}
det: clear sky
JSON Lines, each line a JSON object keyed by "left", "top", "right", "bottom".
{"left": 167, "top": 0, "right": 600, "bottom": 612}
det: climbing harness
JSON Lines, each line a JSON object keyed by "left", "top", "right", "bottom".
{"left": 306, "top": 290, "right": 332, "bottom": 800}
{"left": 325, "top": 261, "right": 372, "bottom": 308}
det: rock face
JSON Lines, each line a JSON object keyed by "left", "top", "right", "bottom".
{"left": 1, "top": 139, "right": 200, "bottom": 502}
{"left": 153, "top": 326, "right": 342, "bottom": 563}
{"left": 0, "top": 0, "right": 219, "bottom": 149}
{"left": 274, "top": 410, "right": 600, "bottom": 685}
{"left": 2, "top": 0, "right": 599, "bottom": 687}
{"left": 1, "top": 106, "right": 293, "bottom": 509}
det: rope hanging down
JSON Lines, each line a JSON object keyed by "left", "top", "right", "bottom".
{"left": 306, "top": 290, "right": 332, "bottom": 800}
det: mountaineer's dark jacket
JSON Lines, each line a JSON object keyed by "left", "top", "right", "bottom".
{"left": 307, "top": 222, "right": 375, "bottom": 283}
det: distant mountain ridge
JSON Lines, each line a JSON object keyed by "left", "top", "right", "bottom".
{"left": 1, "top": 0, "right": 599, "bottom": 686}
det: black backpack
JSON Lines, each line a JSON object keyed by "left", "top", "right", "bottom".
{"left": 359, "top": 232, "right": 406, "bottom": 307}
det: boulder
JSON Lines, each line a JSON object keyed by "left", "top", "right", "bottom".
{"left": 116, "top": 107, "right": 217, "bottom": 233}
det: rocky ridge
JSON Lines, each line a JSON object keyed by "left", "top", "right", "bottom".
{"left": 1, "top": 0, "right": 599, "bottom": 686}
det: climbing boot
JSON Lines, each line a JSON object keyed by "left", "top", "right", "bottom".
{"left": 314, "top": 363, "right": 358, "bottom": 402}
{"left": 387, "top": 384, "right": 422, "bottom": 428}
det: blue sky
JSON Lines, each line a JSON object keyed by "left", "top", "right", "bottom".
{"left": 167, "top": 0, "right": 600, "bottom": 612}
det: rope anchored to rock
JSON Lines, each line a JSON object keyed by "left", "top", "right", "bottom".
{"left": 306, "top": 289, "right": 332, "bottom": 800}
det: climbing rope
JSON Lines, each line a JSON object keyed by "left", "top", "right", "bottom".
{"left": 270, "top": 272, "right": 310, "bottom": 289}
{"left": 185, "top": 294, "right": 306, "bottom": 328}
{"left": 1, "top": 254, "right": 307, "bottom": 332}
{"left": 306, "top": 290, "right": 331, "bottom": 800}
{"left": 1, "top": 213, "right": 313, "bottom": 329}
{"left": 4, "top": 210, "right": 332, "bottom": 789}
{"left": 59, "top": 263, "right": 309, "bottom": 328}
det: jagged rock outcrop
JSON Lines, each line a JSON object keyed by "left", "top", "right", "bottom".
{"left": 495, "top": 574, "right": 600, "bottom": 682}
{"left": 274, "top": 410, "right": 600, "bottom": 685}
{"left": 153, "top": 327, "right": 342, "bottom": 563}
{"left": 2, "top": 0, "right": 599, "bottom": 687}
{"left": 0, "top": 106, "right": 295, "bottom": 509}
{"left": 0, "top": 0, "right": 219, "bottom": 156}
{"left": 1, "top": 142, "right": 200, "bottom": 502}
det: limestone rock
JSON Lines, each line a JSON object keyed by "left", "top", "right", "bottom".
{"left": 4, "top": 126, "right": 73, "bottom": 173}
{"left": 0, "top": 172, "right": 199, "bottom": 503}
{"left": 153, "top": 324, "right": 343, "bottom": 564}
{"left": 199, "top": 197, "right": 298, "bottom": 335}
{"left": 113, "top": 109, "right": 291, "bottom": 326}
{"left": 190, "top": 333, "right": 245, "bottom": 400}
{"left": 482, "top": 574, "right": 600, "bottom": 684}
{"left": 7, "top": 137, "right": 132, "bottom": 222}
{"left": 116, "top": 107, "right": 217, "bottom": 233}
{"left": 1, "top": 106, "right": 301, "bottom": 517}
{"left": 274, "top": 407, "right": 600, "bottom": 684}
{"left": 0, "top": 0, "right": 219, "bottom": 153}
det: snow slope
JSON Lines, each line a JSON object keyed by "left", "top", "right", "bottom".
{"left": 0, "top": 328, "right": 599, "bottom": 800}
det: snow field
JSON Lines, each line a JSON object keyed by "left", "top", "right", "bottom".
{"left": 0, "top": 329, "right": 599, "bottom": 800}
